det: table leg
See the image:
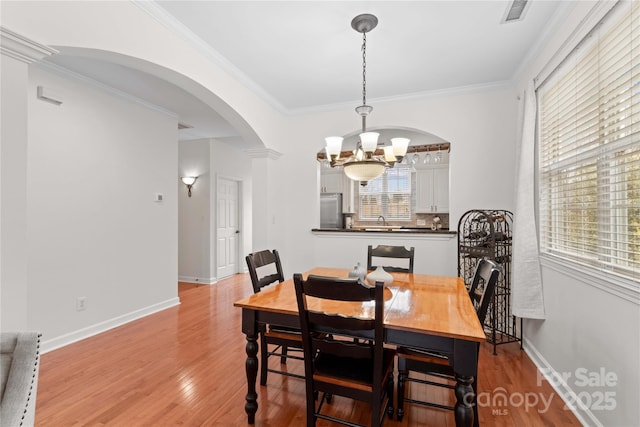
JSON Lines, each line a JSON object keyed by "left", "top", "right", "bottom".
{"left": 243, "top": 310, "right": 259, "bottom": 424}
{"left": 244, "top": 333, "right": 258, "bottom": 423}
{"left": 454, "top": 374, "right": 475, "bottom": 427}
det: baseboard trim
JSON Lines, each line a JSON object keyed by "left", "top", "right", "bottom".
{"left": 41, "top": 297, "right": 181, "bottom": 354}
{"left": 523, "top": 337, "right": 603, "bottom": 427}
{"left": 178, "top": 275, "right": 217, "bottom": 285}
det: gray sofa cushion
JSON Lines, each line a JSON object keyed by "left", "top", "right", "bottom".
{"left": 0, "top": 332, "right": 41, "bottom": 427}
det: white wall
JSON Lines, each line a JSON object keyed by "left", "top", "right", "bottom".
{"left": 178, "top": 138, "right": 252, "bottom": 283}
{"left": 26, "top": 66, "right": 179, "bottom": 351}
{"left": 1, "top": 51, "right": 30, "bottom": 331}
{"left": 178, "top": 140, "right": 211, "bottom": 283}
{"left": 275, "top": 88, "right": 518, "bottom": 277}
{"left": 211, "top": 138, "right": 252, "bottom": 274}
{"left": 314, "top": 232, "right": 457, "bottom": 277}
{"left": 513, "top": 2, "right": 640, "bottom": 426}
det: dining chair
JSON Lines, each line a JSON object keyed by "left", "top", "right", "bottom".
{"left": 396, "top": 258, "right": 501, "bottom": 422}
{"left": 367, "top": 244, "right": 415, "bottom": 273}
{"left": 245, "top": 249, "right": 304, "bottom": 385}
{"left": 293, "top": 274, "right": 396, "bottom": 427}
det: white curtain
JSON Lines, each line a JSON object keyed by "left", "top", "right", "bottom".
{"left": 512, "top": 81, "right": 545, "bottom": 319}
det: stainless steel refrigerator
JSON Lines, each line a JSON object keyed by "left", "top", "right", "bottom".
{"left": 320, "top": 193, "right": 343, "bottom": 228}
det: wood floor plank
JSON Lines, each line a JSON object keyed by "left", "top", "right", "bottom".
{"left": 35, "top": 273, "right": 582, "bottom": 426}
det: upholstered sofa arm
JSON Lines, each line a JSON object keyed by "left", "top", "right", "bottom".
{"left": 1, "top": 332, "right": 42, "bottom": 427}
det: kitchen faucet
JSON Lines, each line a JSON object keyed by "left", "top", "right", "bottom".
{"left": 377, "top": 215, "right": 386, "bottom": 226}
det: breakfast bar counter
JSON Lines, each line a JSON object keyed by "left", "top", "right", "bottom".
{"left": 311, "top": 227, "right": 458, "bottom": 277}
{"left": 311, "top": 227, "right": 456, "bottom": 235}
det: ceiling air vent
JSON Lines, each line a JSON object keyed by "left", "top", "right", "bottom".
{"left": 178, "top": 122, "right": 193, "bottom": 130}
{"left": 502, "top": 0, "right": 529, "bottom": 23}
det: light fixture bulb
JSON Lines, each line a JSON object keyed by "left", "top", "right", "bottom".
{"left": 383, "top": 146, "right": 396, "bottom": 164}
{"left": 325, "top": 136, "right": 343, "bottom": 157}
{"left": 181, "top": 176, "right": 197, "bottom": 197}
{"left": 360, "top": 132, "right": 379, "bottom": 152}
{"left": 391, "top": 138, "right": 410, "bottom": 157}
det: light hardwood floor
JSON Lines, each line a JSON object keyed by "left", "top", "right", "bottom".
{"left": 35, "top": 274, "right": 581, "bottom": 426}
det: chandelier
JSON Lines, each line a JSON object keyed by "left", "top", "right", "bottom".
{"left": 324, "top": 14, "right": 409, "bottom": 186}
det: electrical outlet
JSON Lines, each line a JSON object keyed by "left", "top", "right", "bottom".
{"left": 76, "top": 296, "right": 87, "bottom": 311}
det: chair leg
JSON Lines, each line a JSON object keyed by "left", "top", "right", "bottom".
{"left": 397, "top": 358, "right": 406, "bottom": 421}
{"left": 473, "top": 375, "right": 479, "bottom": 427}
{"left": 260, "top": 334, "right": 268, "bottom": 386}
{"left": 372, "top": 399, "right": 381, "bottom": 427}
{"left": 307, "top": 389, "right": 317, "bottom": 426}
{"left": 281, "top": 345, "right": 288, "bottom": 364}
{"left": 387, "top": 370, "right": 395, "bottom": 419}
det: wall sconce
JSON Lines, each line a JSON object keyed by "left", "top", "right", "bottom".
{"left": 181, "top": 176, "right": 197, "bottom": 197}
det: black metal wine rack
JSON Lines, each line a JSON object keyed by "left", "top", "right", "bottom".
{"left": 457, "top": 209, "right": 522, "bottom": 355}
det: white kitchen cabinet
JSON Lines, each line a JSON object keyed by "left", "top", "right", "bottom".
{"left": 320, "top": 169, "right": 353, "bottom": 213}
{"left": 321, "top": 170, "right": 343, "bottom": 194}
{"left": 416, "top": 166, "right": 449, "bottom": 213}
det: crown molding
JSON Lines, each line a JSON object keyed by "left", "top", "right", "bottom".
{"left": 290, "top": 80, "right": 515, "bottom": 116}
{"left": 132, "top": 2, "right": 520, "bottom": 117}
{"left": 244, "top": 148, "right": 282, "bottom": 160}
{"left": 0, "top": 27, "right": 58, "bottom": 63}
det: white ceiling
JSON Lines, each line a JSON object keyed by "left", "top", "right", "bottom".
{"left": 43, "top": 0, "right": 572, "bottom": 144}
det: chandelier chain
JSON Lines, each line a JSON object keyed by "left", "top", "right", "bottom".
{"left": 362, "top": 32, "right": 367, "bottom": 106}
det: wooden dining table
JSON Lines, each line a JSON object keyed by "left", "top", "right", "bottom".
{"left": 233, "top": 267, "right": 486, "bottom": 427}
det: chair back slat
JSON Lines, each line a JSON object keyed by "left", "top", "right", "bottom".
{"left": 367, "top": 245, "right": 415, "bottom": 273}
{"left": 245, "top": 249, "right": 284, "bottom": 293}
{"left": 311, "top": 336, "right": 374, "bottom": 360}
{"left": 308, "top": 311, "right": 376, "bottom": 332}
{"left": 303, "top": 275, "right": 374, "bottom": 301}
{"left": 468, "top": 258, "right": 502, "bottom": 325}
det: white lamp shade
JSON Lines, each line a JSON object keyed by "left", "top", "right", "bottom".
{"left": 359, "top": 132, "right": 379, "bottom": 152}
{"left": 343, "top": 160, "right": 386, "bottom": 182}
{"left": 181, "top": 176, "right": 197, "bottom": 186}
{"left": 383, "top": 145, "right": 396, "bottom": 162}
{"left": 391, "top": 137, "right": 410, "bottom": 157}
{"left": 325, "top": 136, "right": 343, "bottom": 156}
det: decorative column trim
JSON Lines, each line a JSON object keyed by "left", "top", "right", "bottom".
{"left": 0, "top": 27, "right": 58, "bottom": 63}
{"left": 244, "top": 148, "right": 282, "bottom": 160}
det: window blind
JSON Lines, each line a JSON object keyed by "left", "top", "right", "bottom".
{"left": 359, "top": 165, "right": 411, "bottom": 220}
{"left": 538, "top": 0, "right": 639, "bottom": 281}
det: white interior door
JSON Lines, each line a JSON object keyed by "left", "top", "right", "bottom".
{"left": 216, "top": 178, "right": 239, "bottom": 279}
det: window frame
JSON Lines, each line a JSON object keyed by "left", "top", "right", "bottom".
{"left": 358, "top": 164, "right": 412, "bottom": 221}
{"left": 536, "top": 0, "right": 640, "bottom": 293}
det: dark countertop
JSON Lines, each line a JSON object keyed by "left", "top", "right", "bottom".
{"left": 312, "top": 228, "right": 456, "bottom": 235}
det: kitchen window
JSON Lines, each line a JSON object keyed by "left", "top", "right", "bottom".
{"left": 537, "top": 0, "right": 639, "bottom": 281}
{"left": 359, "top": 165, "right": 411, "bottom": 221}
